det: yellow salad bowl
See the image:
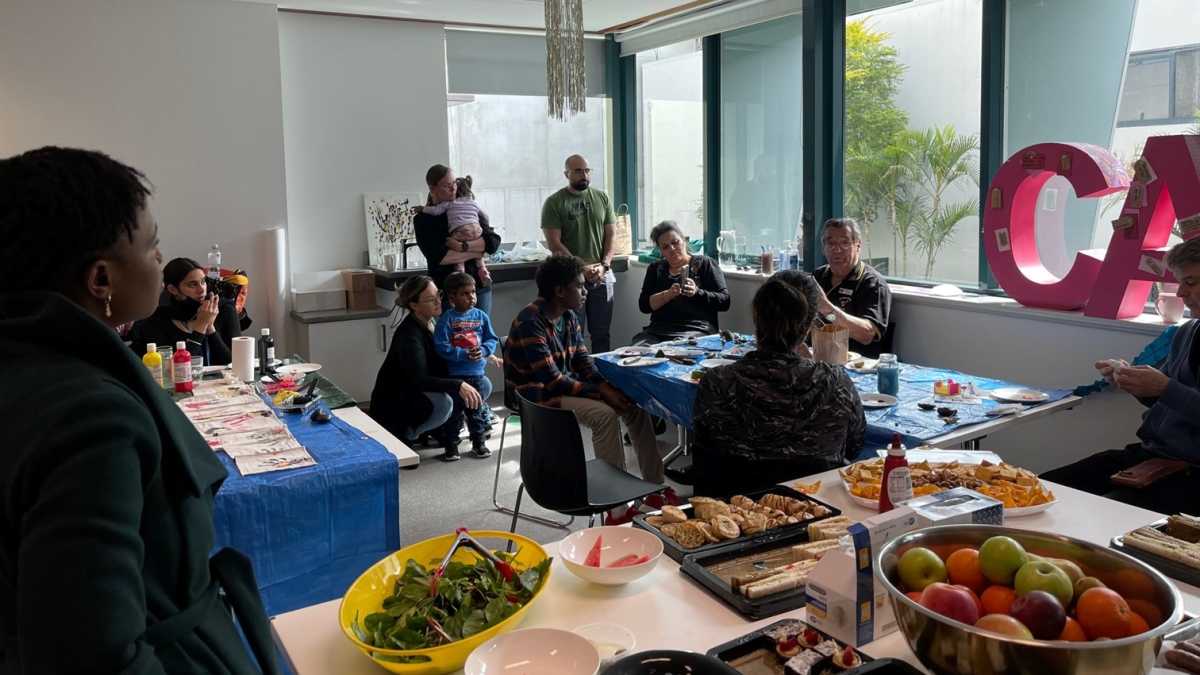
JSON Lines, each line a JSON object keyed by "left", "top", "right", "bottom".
{"left": 339, "top": 530, "right": 552, "bottom": 674}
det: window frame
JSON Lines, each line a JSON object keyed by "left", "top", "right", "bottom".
{"left": 1116, "top": 43, "right": 1200, "bottom": 128}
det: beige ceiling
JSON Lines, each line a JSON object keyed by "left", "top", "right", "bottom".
{"left": 226, "top": 0, "right": 689, "bottom": 32}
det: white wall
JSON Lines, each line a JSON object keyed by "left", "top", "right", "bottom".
{"left": 614, "top": 263, "right": 1164, "bottom": 473}
{"left": 0, "top": 0, "right": 289, "bottom": 339}
{"left": 279, "top": 12, "right": 450, "bottom": 275}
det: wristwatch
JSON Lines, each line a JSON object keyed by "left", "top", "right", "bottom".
{"left": 461, "top": 240, "right": 469, "bottom": 252}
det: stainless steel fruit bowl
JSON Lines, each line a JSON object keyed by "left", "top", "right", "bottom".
{"left": 876, "top": 524, "right": 1183, "bottom": 675}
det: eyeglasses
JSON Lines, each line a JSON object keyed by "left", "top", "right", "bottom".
{"left": 823, "top": 240, "right": 857, "bottom": 251}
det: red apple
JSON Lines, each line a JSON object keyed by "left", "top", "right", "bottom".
{"left": 920, "top": 582, "right": 981, "bottom": 625}
{"left": 1009, "top": 590, "right": 1066, "bottom": 640}
{"left": 975, "top": 613, "right": 1034, "bottom": 640}
{"left": 954, "top": 584, "right": 984, "bottom": 616}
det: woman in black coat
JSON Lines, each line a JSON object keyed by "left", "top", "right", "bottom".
{"left": 414, "top": 164, "right": 501, "bottom": 316}
{"left": 369, "top": 274, "right": 486, "bottom": 462}
{"left": 633, "top": 220, "right": 731, "bottom": 345}
{"left": 0, "top": 147, "right": 277, "bottom": 673}
{"left": 128, "top": 257, "right": 233, "bottom": 365}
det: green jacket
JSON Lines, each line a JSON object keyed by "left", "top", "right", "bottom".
{"left": 0, "top": 292, "right": 277, "bottom": 674}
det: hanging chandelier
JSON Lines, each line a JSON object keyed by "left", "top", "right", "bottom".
{"left": 545, "top": 0, "right": 586, "bottom": 119}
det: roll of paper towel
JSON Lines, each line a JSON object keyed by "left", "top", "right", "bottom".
{"left": 232, "top": 336, "right": 256, "bottom": 382}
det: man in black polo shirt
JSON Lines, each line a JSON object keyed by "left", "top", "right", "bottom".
{"left": 813, "top": 217, "right": 892, "bottom": 358}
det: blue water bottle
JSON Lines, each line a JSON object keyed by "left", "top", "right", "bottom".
{"left": 877, "top": 353, "right": 900, "bottom": 396}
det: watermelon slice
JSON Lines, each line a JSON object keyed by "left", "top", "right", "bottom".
{"left": 584, "top": 535, "right": 603, "bottom": 567}
{"left": 606, "top": 553, "right": 651, "bottom": 568}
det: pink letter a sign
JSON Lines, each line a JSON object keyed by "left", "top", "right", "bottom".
{"left": 984, "top": 136, "right": 1200, "bottom": 319}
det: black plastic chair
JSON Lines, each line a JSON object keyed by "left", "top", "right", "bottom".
{"left": 508, "top": 392, "right": 665, "bottom": 532}
{"left": 491, "top": 398, "right": 572, "bottom": 528}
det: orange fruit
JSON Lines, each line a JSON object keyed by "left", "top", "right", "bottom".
{"left": 1127, "top": 598, "right": 1163, "bottom": 628}
{"left": 946, "top": 548, "right": 986, "bottom": 593}
{"left": 1111, "top": 568, "right": 1157, "bottom": 601}
{"left": 1128, "top": 612, "right": 1150, "bottom": 636}
{"left": 981, "top": 585, "right": 1017, "bottom": 615}
{"left": 1076, "top": 587, "right": 1133, "bottom": 639}
{"left": 1058, "top": 617, "right": 1087, "bottom": 642}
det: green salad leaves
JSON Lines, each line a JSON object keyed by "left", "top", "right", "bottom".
{"left": 352, "top": 552, "right": 552, "bottom": 651}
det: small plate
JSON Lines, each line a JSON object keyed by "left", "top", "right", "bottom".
{"left": 847, "top": 351, "right": 862, "bottom": 361}
{"left": 990, "top": 387, "right": 1049, "bottom": 403}
{"left": 699, "top": 358, "right": 736, "bottom": 369}
{"left": 614, "top": 347, "right": 653, "bottom": 358}
{"left": 861, "top": 393, "right": 898, "bottom": 409}
{"left": 619, "top": 356, "right": 668, "bottom": 368}
{"left": 845, "top": 357, "right": 879, "bottom": 373}
{"left": 275, "top": 362, "right": 322, "bottom": 377}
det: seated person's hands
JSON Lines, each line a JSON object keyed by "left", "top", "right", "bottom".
{"left": 1094, "top": 358, "right": 1129, "bottom": 385}
{"left": 467, "top": 346, "right": 483, "bottom": 361}
{"left": 813, "top": 283, "right": 835, "bottom": 316}
{"left": 458, "top": 381, "right": 483, "bottom": 409}
{"left": 1114, "top": 364, "right": 1170, "bottom": 398}
{"left": 487, "top": 354, "right": 503, "bottom": 368}
{"left": 597, "top": 382, "right": 631, "bottom": 414}
{"left": 680, "top": 278, "right": 698, "bottom": 297}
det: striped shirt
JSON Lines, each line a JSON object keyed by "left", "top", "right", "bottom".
{"left": 503, "top": 298, "right": 603, "bottom": 407}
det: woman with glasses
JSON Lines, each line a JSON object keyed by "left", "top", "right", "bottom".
{"left": 631, "top": 220, "right": 731, "bottom": 345}
{"left": 414, "top": 164, "right": 501, "bottom": 316}
{"left": 368, "top": 275, "right": 486, "bottom": 461}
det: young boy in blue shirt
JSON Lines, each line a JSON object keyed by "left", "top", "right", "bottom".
{"left": 434, "top": 272, "right": 500, "bottom": 459}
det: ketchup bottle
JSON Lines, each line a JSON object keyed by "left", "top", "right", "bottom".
{"left": 879, "top": 433, "right": 913, "bottom": 512}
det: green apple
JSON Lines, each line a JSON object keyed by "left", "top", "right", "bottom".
{"left": 979, "top": 536, "right": 1029, "bottom": 586}
{"left": 1045, "top": 557, "right": 1085, "bottom": 585}
{"left": 898, "top": 547, "right": 948, "bottom": 593}
{"left": 1014, "top": 561, "right": 1074, "bottom": 607}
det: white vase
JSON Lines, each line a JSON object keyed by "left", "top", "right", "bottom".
{"left": 1157, "top": 283, "right": 1186, "bottom": 324}
{"left": 383, "top": 253, "right": 399, "bottom": 272}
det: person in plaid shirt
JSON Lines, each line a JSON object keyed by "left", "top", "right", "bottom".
{"left": 503, "top": 255, "right": 666, "bottom": 522}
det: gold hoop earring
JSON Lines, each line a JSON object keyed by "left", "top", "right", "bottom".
{"left": 105, "top": 295, "right": 112, "bottom": 318}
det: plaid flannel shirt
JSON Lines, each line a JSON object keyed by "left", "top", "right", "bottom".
{"left": 503, "top": 298, "right": 604, "bottom": 407}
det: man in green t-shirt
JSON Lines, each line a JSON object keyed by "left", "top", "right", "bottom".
{"left": 541, "top": 154, "right": 617, "bottom": 353}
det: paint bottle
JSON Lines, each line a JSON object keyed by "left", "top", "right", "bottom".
{"left": 173, "top": 341, "right": 193, "bottom": 394}
{"left": 879, "top": 434, "right": 913, "bottom": 513}
{"left": 142, "top": 342, "right": 163, "bottom": 388}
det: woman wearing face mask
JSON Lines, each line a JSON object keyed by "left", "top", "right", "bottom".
{"left": 128, "top": 257, "right": 232, "bottom": 365}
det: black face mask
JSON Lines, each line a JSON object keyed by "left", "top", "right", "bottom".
{"left": 171, "top": 296, "right": 203, "bottom": 321}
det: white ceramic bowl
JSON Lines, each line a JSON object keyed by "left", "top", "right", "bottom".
{"left": 559, "top": 526, "right": 663, "bottom": 586}
{"left": 465, "top": 627, "right": 600, "bottom": 675}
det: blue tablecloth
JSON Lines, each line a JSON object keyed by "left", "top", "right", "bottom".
{"left": 594, "top": 335, "right": 1073, "bottom": 454}
{"left": 211, "top": 408, "right": 400, "bottom": 616}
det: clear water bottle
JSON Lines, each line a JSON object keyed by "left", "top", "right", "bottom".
{"left": 207, "top": 244, "right": 222, "bottom": 281}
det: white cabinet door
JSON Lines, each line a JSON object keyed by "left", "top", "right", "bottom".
{"left": 305, "top": 318, "right": 391, "bottom": 404}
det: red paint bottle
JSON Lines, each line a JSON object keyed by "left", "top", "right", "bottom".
{"left": 173, "top": 340, "right": 193, "bottom": 394}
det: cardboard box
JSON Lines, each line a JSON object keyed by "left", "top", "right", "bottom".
{"left": 346, "top": 289, "right": 376, "bottom": 311}
{"left": 342, "top": 269, "right": 375, "bottom": 293}
{"left": 805, "top": 489, "right": 1004, "bottom": 647}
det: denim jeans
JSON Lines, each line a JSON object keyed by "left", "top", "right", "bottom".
{"left": 579, "top": 268, "right": 615, "bottom": 354}
{"left": 408, "top": 392, "right": 454, "bottom": 438}
{"left": 456, "top": 374, "right": 493, "bottom": 441}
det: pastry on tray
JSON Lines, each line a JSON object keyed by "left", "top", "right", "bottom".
{"left": 643, "top": 493, "right": 833, "bottom": 550}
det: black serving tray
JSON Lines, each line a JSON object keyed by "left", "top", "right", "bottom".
{"left": 706, "top": 618, "right": 881, "bottom": 674}
{"left": 681, "top": 528, "right": 827, "bottom": 620}
{"left": 632, "top": 485, "right": 842, "bottom": 563}
{"left": 1111, "top": 518, "right": 1200, "bottom": 588}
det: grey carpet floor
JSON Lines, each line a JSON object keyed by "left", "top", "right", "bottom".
{"left": 397, "top": 401, "right": 689, "bottom": 546}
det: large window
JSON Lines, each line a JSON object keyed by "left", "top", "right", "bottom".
{"left": 720, "top": 14, "right": 805, "bottom": 265}
{"left": 1006, "top": 0, "right": 1196, "bottom": 280}
{"left": 636, "top": 40, "right": 704, "bottom": 244}
{"left": 843, "top": 0, "right": 983, "bottom": 284}
{"left": 447, "top": 94, "right": 611, "bottom": 247}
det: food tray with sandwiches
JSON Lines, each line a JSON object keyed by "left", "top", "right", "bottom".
{"left": 680, "top": 516, "right": 856, "bottom": 619}
{"left": 838, "top": 457, "right": 1056, "bottom": 517}
{"left": 705, "top": 617, "right": 893, "bottom": 674}
{"left": 1113, "top": 514, "right": 1200, "bottom": 588}
{"left": 632, "top": 485, "right": 842, "bottom": 563}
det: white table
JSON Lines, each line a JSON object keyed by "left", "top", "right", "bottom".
{"left": 271, "top": 469, "right": 1198, "bottom": 674}
{"left": 334, "top": 405, "right": 420, "bottom": 468}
